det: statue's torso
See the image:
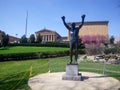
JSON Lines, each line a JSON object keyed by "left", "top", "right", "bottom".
{"left": 70, "top": 28, "right": 79, "bottom": 42}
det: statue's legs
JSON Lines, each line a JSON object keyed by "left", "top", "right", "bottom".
{"left": 69, "top": 42, "right": 73, "bottom": 64}
{"left": 75, "top": 42, "right": 78, "bottom": 63}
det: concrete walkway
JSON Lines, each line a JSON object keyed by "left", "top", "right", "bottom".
{"left": 28, "top": 72, "right": 120, "bottom": 90}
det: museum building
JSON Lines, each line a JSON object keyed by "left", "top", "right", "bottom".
{"left": 35, "top": 29, "right": 62, "bottom": 42}
{"left": 35, "top": 21, "right": 109, "bottom": 42}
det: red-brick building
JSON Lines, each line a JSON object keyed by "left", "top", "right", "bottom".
{"left": 0, "top": 30, "right": 20, "bottom": 43}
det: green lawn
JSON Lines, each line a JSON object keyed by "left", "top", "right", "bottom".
{"left": 0, "top": 46, "right": 69, "bottom": 54}
{"left": 0, "top": 56, "right": 120, "bottom": 90}
{"left": 0, "top": 59, "right": 49, "bottom": 90}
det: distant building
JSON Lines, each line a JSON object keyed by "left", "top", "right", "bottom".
{"left": 60, "top": 36, "right": 69, "bottom": 42}
{"left": 35, "top": 28, "right": 61, "bottom": 42}
{"left": 67, "top": 21, "right": 109, "bottom": 41}
{"left": 9, "top": 35, "right": 20, "bottom": 43}
{"left": 0, "top": 30, "right": 20, "bottom": 43}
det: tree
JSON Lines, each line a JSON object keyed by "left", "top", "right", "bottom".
{"left": 1, "top": 31, "right": 9, "bottom": 47}
{"left": 81, "top": 35, "right": 107, "bottom": 45}
{"left": 6, "top": 34, "right": 9, "bottom": 45}
{"left": 81, "top": 35, "right": 107, "bottom": 55}
{"left": 20, "top": 35, "right": 28, "bottom": 43}
{"left": 36, "top": 33, "right": 42, "bottom": 43}
{"left": 110, "top": 36, "right": 115, "bottom": 44}
{"left": 29, "top": 34, "right": 35, "bottom": 43}
{"left": 115, "top": 36, "right": 120, "bottom": 47}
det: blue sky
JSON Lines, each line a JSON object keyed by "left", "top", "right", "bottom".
{"left": 0, "top": 0, "right": 120, "bottom": 38}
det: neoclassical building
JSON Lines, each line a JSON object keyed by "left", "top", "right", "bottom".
{"left": 35, "top": 28, "right": 61, "bottom": 42}
{"left": 67, "top": 21, "right": 109, "bottom": 41}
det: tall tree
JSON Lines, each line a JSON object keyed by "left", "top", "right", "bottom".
{"left": 36, "top": 33, "right": 42, "bottom": 43}
{"left": 1, "top": 32, "right": 9, "bottom": 47}
{"left": 6, "top": 34, "right": 9, "bottom": 45}
{"left": 29, "top": 34, "right": 35, "bottom": 43}
{"left": 20, "top": 35, "right": 28, "bottom": 43}
{"left": 110, "top": 36, "right": 115, "bottom": 44}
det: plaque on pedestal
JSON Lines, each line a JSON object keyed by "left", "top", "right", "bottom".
{"left": 62, "top": 64, "right": 82, "bottom": 81}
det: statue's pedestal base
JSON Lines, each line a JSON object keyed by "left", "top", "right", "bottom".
{"left": 62, "top": 64, "right": 82, "bottom": 81}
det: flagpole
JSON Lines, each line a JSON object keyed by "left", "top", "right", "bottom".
{"left": 25, "top": 11, "right": 28, "bottom": 37}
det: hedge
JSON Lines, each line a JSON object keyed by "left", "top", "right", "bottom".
{"left": 0, "top": 49, "right": 85, "bottom": 61}
{"left": 104, "top": 48, "right": 120, "bottom": 54}
{"left": 0, "top": 51, "right": 69, "bottom": 61}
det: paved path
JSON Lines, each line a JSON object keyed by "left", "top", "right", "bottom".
{"left": 28, "top": 72, "right": 120, "bottom": 90}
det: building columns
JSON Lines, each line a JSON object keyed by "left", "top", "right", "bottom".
{"left": 39, "top": 34, "right": 56, "bottom": 42}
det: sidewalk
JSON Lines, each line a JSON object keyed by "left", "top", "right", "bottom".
{"left": 28, "top": 72, "right": 120, "bottom": 90}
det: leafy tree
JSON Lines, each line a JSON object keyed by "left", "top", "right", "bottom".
{"left": 115, "top": 36, "right": 120, "bottom": 47}
{"left": 1, "top": 31, "right": 9, "bottom": 47}
{"left": 6, "top": 34, "right": 9, "bottom": 44}
{"left": 36, "top": 33, "right": 42, "bottom": 43}
{"left": 20, "top": 35, "right": 28, "bottom": 43}
{"left": 110, "top": 35, "right": 115, "bottom": 44}
{"left": 29, "top": 34, "right": 35, "bottom": 43}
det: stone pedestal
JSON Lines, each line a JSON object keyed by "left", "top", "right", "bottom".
{"left": 62, "top": 64, "right": 82, "bottom": 81}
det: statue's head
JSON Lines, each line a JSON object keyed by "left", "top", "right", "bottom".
{"left": 71, "top": 23, "right": 76, "bottom": 28}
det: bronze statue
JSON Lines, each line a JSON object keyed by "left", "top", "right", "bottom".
{"left": 61, "top": 15, "right": 85, "bottom": 64}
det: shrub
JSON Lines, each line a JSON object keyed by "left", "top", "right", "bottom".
{"left": 78, "top": 49, "right": 85, "bottom": 54}
{"left": 0, "top": 51, "right": 70, "bottom": 61}
{"left": 85, "top": 43, "right": 105, "bottom": 55}
{"left": 104, "top": 48, "right": 120, "bottom": 54}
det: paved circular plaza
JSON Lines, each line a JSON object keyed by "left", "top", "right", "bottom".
{"left": 28, "top": 72, "right": 120, "bottom": 90}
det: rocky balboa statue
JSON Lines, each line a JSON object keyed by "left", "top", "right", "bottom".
{"left": 61, "top": 15, "right": 85, "bottom": 64}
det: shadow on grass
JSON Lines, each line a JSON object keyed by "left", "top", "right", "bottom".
{"left": 0, "top": 72, "right": 31, "bottom": 90}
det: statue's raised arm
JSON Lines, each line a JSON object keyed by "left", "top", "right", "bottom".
{"left": 61, "top": 16, "right": 71, "bottom": 30}
{"left": 78, "top": 14, "right": 85, "bottom": 30}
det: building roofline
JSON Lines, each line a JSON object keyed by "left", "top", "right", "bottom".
{"left": 35, "top": 28, "right": 55, "bottom": 33}
{"left": 9, "top": 35, "right": 20, "bottom": 39}
{"left": 68, "top": 21, "right": 109, "bottom": 26}
{"left": 35, "top": 28, "right": 61, "bottom": 37}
